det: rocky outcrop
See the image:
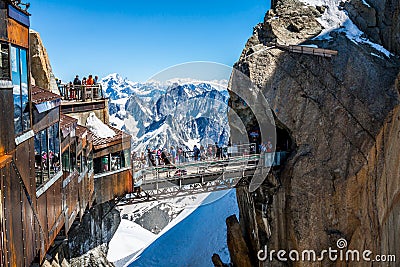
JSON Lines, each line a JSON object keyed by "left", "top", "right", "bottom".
{"left": 40, "top": 201, "right": 120, "bottom": 267}
{"left": 226, "top": 215, "right": 253, "bottom": 267}
{"left": 228, "top": 0, "right": 400, "bottom": 266}
{"left": 344, "top": 0, "right": 400, "bottom": 55}
{"left": 67, "top": 200, "right": 120, "bottom": 264}
{"left": 30, "top": 29, "right": 59, "bottom": 93}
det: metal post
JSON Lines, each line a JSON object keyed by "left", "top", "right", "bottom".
{"left": 82, "top": 85, "right": 86, "bottom": 101}
{"left": 156, "top": 168, "right": 159, "bottom": 190}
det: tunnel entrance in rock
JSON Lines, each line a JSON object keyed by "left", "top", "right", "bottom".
{"left": 274, "top": 119, "right": 295, "bottom": 167}
{"left": 276, "top": 126, "right": 292, "bottom": 152}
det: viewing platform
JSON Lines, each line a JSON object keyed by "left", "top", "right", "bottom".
{"left": 58, "top": 84, "right": 110, "bottom": 125}
{"left": 121, "top": 144, "right": 289, "bottom": 205}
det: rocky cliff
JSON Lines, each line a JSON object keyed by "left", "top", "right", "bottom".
{"left": 40, "top": 201, "right": 120, "bottom": 267}
{"left": 227, "top": 0, "right": 400, "bottom": 266}
{"left": 30, "top": 29, "right": 59, "bottom": 93}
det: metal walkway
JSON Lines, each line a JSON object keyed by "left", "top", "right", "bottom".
{"left": 119, "top": 145, "right": 289, "bottom": 205}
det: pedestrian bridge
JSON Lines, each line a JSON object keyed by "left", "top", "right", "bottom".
{"left": 119, "top": 147, "right": 288, "bottom": 205}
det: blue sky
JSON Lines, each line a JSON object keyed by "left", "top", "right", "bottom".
{"left": 30, "top": 1, "right": 270, "bottom": 82}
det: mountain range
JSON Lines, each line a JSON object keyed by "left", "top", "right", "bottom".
{"left": 101, "top": 73, "right": 230, "bottom": 152}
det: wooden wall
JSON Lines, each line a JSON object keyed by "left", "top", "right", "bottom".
{"left": 94, "top": 169, "right": 132, "bottom": 204}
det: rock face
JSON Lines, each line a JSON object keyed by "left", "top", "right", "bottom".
{"left": 345, "top": 0, "right": 400, "bottom": 55}
{"left": 67, "top": 200, "right": 120, "bottom": 266}
{"left": 226, "top": 215, "right": 253, "bottom": 267}
{"left": 30, "top": 29, "right": 59, "bottom": 93}
{"left": 40, "top": 201, "right": 120, "bottom": 267}
{"left": 228, "top": 0, "right": 400, "bottom": 266}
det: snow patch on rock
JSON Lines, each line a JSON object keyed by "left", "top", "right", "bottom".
{"left": 86, "top": 112, "right": 115, "bottom": 138}
{"left": 300, "top": 0, "right": 392, "bottom": 57}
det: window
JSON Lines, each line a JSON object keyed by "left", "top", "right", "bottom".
{"left": 70, "top": 141, "right": 77, "bottom": 171}
{"left": 87, "top": 150, "right": 93, "bottom": 172}
{"left": 94, "top": 149, "right": 131, "bottom": 174}
{"left": 34, "top": 123, "right": 61, "bottom": 187}
{"left": 49, "top": 123, "right": 60, "bottom": 176}
{"left": 61, "top": 139, "right": 78, "bottom": 174}
{"left": 11, "top": 45, "right": 30, "bottom": 135}
{"left": 34, "top": 129, "right": 48, "bottom": 186}
{"left": 94, "top": 154, "right": 109, "bottom": 174}
{"left": 77, "top": 152, "right": 82, "bottom": 173}
{"left": 62, "top": 148, "right": 70, "bottom": 173}
{"left": 111, "top": 152, "right": 122, "bottom": 171}
{"left": 123, "top": 149, "right": 131, "bottom": 167}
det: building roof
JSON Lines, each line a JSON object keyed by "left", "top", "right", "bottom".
{"left": 31, "top": 85, "right": 62, "bottom": 113}
{"left": 75, "top": 125, "right": 88, "bottom": 140}
{"left": 60, "top": 114, "right": 77, "bottom": 138}
{"left": 90, "top": 126, "right": 131, "bottom": 150}
{"left": 31, "top": 85, "right": 61, "bottom": 104}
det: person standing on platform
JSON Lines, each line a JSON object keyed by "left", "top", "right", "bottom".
{"left": 170, "top": 146, "right": 176, "bottom": 164}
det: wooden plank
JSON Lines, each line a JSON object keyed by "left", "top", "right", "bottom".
{"left": 93, "top": 140, "right": 131, "bottom": 158}
{"left": 22, "top": 193, "right": 36, "bottom": 267}
{"left": 0, "top": 166, "right": 8, "bottom": 267}
{"left": 15, "top": 141, "right": 35, "bottom": 198}
{"left": 0, "top": 88, "right": 15, "bottom": 156}
{"left": 6, "top": 164, "right": 24, "bottom": 266}
{"left": 32, "top": 107, "right": 60, "bottom": 133}
{"left": 7, "top": 18, "right": 28, "bottom": 48}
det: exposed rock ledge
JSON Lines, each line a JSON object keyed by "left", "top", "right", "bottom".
{"left": 30, "top": 29, "right": 59, "bottom": 94}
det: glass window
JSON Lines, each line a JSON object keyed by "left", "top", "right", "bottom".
{"left": 123, "top": 149, "right": 131, "bottom": 167}
{"left": 35, "top": 123, "right": 62, "bottom": 188}
{"left": 111, "top": 152, "right": 122, "bottom": 171}
{"left": 87, "top": 150, "right": 93, "bottom": 172}
{"left": 77, "top": 153, "right": 82, "bottom": 173}
{"left": 62, "top": 148, "right": 70, "bottom": 173}
{"left": 70, "top": 141, "right": 77, "bottom": 171}
{"left": 34, "top": 129, "right": 48, "bottom": 186}
{"left": 94, "top": 154, "right": 109, "bottom": 174}
{"left": 11, "top": 45, "right": 30, "bottom": 135}
{"left": 12, "top": 46, "right": 22, "bottom": 135}
{"left": 49, "top": 123, "right": 60, "bottom": 175}
{"left": 20, "top": 48, "right": 30, "bottom": 131}
{"left": 34, "top": 133, "right": 43, "bottom": 186}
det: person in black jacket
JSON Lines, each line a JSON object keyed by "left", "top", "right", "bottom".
{"left": 147, "top": 149, "right": 156, "bottom": 166}
{"left": 73, "top": 75, "right": 81, "bottom": 85}
{"left": 193, "top": 145, "right": 200, "bottom": 161}
{"left": 215, "top": 142, "right": 222, "bottom": 159}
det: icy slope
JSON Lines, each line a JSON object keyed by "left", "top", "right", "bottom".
{"left": 107, "top": 190, "right": 238, "bottom": 267}
{"left": 126, "top": 190, "right": 238, "bottom": 267}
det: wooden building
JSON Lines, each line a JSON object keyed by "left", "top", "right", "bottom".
{"left": 92, "top": 126, "right": 133, "bottom": 204}
{"left": 0, "top": 1, "right": 134, "bottom": 266}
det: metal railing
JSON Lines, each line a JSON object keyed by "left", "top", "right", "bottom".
{"left": 123, "top": 143, "right": 291, "bottom": 203}
{"left": 140, "top": 143, "right": 258, "bottom": 166}
{"left": 59, "top": 84, "right": 104, "bottom": 101}
{"left": 125, "top": 153, "right": 262, "bottom": 203}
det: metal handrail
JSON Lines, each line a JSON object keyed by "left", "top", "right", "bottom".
{"left": 141, "top": 143, "right": 258, "bottom": 165}
{"left": 135, "top": 153, "right": 261, "bottom": 185}
{"left": 60, "top": 84, "right": 104, "bottom": 101}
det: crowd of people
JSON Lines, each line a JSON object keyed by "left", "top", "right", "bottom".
{"left": 59, "top": 74, "right": 101, "bottom": 100}
{"left": 134, "top": 143, "right": 234, "bottom": 169}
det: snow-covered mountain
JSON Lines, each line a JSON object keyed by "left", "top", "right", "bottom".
{"left": 101, "top": 74, "right": 230, "bottom": 152}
